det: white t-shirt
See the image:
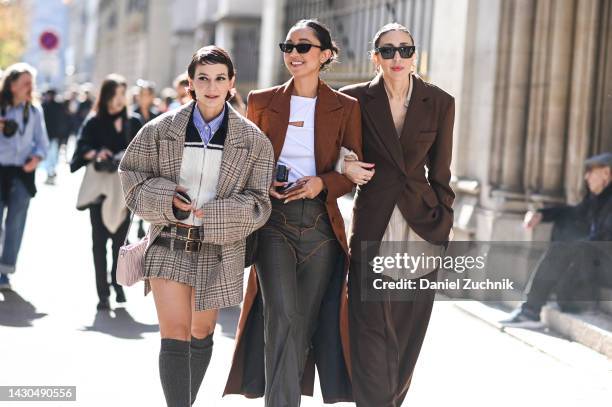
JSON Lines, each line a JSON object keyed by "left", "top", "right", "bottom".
{"left": 277, "top": 95, "right": 317, "bottom": 183}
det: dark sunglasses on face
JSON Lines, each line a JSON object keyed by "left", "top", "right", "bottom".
{"left": 375, "top": 45, "right": 416, "bottom": 59}
{"left": 279, "top": 42, "right": 323, "bottom": 54}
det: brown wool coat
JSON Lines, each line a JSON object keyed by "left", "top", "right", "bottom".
{"left": 224, "top": 78, "right": 363, "bottom": 402}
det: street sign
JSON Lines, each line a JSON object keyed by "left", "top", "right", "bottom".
{"left": 39, "top": 31, "right": 60, "bottom": 51}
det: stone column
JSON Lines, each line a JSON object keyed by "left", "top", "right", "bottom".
{"left": 524, "top": 0, "right": 575, "bottom": 198}
{"left": 490, "top": 0, "right": 535, "bottom": 194}
{"left": 257, "top": 0, "right": 286, "bottom": 88}
{"left": 565, "top": 0, "right": 601, "bottom": 203}
{"left": 593, "top": 1, "right": 612, "bottom": 154}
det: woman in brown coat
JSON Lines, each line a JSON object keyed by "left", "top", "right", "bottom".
{"left": 340, "top": 23, "right": 455, "bottom": 407}
{"left": 224, "top": 19, "right": 362, "bottom": 406}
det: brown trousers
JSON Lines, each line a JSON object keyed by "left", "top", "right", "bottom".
{"left": 348, "top": 260, "right": 437, "bottom": 407}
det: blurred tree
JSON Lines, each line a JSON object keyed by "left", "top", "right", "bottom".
{"left": 0, "top": 0, "right": 27, "bottom": 69}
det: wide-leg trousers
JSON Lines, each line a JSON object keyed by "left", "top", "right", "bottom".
{"left": 348, "top": 258, "right": 437, "bottom": 407}
{"left": 256, "top": 197, "right": 342, "bottom": 407}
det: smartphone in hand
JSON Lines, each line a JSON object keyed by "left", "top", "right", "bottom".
{"left": 175, "top": 190, "right": 192, "bottom": 205}
{"left": 173, "top": 190, "right": 192, "bottom": 220}
{"left": 278, "top": 181, "right": 305, "bottom": 195}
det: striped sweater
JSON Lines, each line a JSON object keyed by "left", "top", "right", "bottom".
{"left": 178, "top": 105, "right": 228, "bottom": 226}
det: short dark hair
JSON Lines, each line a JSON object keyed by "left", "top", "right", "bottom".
{"left": 94, "top": 73, "right": 127, "bottom": 118}
{"left": 187, "top": 46, "right": 235, "bottom": 101}
{"left": 289, "top": 19, "right": 339, "bottom": 71}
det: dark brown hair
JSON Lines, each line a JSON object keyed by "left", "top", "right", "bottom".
{"left": 289, "top": 19, "right": 339, "bottom": 71}
{"left": 187, "top": 46, "right": 236, "bottom": 101}
{"left": 372, "top": 22, "right": 415, "bottom": 49}
{"left": 94, "top": 73, "right": 127, "bottom": 118}
{"left": 0, "top": 63, "right": 36, "bottom": 109}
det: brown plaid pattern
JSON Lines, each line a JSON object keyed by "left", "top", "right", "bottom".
{"left": 119, "top": 102, "right": 274, "bottom": 310}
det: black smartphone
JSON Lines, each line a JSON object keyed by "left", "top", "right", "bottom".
{"left": 278, "top": 181, "right": 305, "bottom": 195}
{"left": 276, "top": 164, "right": 289, "bottom": 183}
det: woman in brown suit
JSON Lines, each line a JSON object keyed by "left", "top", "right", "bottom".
{"left": 224, "top": 19, "right": 362, "bottom": 406}
{"left": 339, "top": 23, "right": 455, "bottom": 406}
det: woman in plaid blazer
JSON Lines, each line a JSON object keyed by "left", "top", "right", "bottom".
{"left": 119, "top": 46, "right": 274, "bottom": 407}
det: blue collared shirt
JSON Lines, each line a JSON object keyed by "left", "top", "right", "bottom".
{"left": 192, "top": 104, "right": 225, "bottom": 146}
{"left": 0, "top": 103, "right": 49, "bottom": 166}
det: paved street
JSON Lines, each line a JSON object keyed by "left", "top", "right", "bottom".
{"left": 1, "top": 160, "right": 611, "bottom": 407}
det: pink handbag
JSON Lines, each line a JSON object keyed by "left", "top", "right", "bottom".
{"left": 116, "top": 213, "right": 148, "bottom": 287}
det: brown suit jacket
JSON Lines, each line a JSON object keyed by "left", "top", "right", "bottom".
{"left": 340, "top": 74, "right": 454, "bottom": 254}
{"left": 224, "top": 78, "right": 362, "bottom": 402}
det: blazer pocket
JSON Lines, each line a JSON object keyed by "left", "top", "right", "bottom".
{"left": 421, "top": 189, "right": 440, "bottom": 208}
{"left": 415, "top": 131, "right": 437, "bottom": 142}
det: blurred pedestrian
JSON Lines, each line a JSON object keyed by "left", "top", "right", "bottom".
{"left": 120, "top": 45, "right": 273, "bottom": 407}
{"left": 168, "top": 73, "right": 190, "bottom": 110}
{"left": 70, "top": 74, "right": 143, "bottom": 310}
{"left": 131, "top": 79, "right": 160, "bottom": 238}
{"left": 133, "top": 79, "right": 160, "bottom": 123}
{"left": 503, "top": 152, "right": 612, "bottom": 325}
{"left": 340, "top": 22, "right": 455, "bottom": 407}
{"left": 159, "top": 87, "right": 176, "bottom": 113}
{"left": 76, "top": 84, "right": 94, "bottom": 130}
{"left": 225, "top": 19, "right": 362, "bottom": 406}
{"left": 0, "top": 63, "right": 49, "bottom": 290}
{"left": 228, "top": 89, "right": 246, "bottom": 116}
{"left": 41, "top": 88, "right": 70, "bottom": 185}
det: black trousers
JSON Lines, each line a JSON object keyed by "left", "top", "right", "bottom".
{"left": 89, "top": 204, "right": 130, "bottom": 301}
{"left": 522, "top": 242, "right": 600, "bottom": 315}
{"left": 256, "top": 197, "right": 341, "bottom": 407}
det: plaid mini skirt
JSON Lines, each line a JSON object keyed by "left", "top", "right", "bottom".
{"left": 144, "top": 227, "right": 208, "bottom": 288}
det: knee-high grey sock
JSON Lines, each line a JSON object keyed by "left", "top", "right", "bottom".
{"left": 190, "top": 334, "right": 213, "bottom": 405}
{"left": 159, "top": 338, "right": 191, "bottom": 407}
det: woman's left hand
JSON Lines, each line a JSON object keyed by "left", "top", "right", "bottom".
{"left": 283, "top": 176, "right": 324, "bottom": 204}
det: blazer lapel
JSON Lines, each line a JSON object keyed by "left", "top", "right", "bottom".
{"left": 314, "top": 80, "right": 343, "bottom": 174}
{"left": 266, "top": 79, "right": 292, "bottom": 161}
{"left": 159, "top": 101, "right": 193, "bottom": 183}
{"left": 363, "top": 74, "right": 406, "bottom": 173}
{"left": 399, "top": 75, "right": 433, "bottom": 143}
{"left": 216, "top": 106, "right": 248, "bottom": 198}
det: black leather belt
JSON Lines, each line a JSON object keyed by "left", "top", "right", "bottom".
{"left": 155, "top": 236, "right": 202, "bottom": 252}
{"left": 162, "top": 224, "right": 201, "bottom": 240}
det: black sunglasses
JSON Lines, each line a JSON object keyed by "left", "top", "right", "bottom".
{"left": 375, "top": 45, "right": 416, "bottom": 59}
{"left": 279, "top": 42, "right": 323, "bottom": 54}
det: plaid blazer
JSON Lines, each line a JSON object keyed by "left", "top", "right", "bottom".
{"left": 119, "top": 101, "right": 274, "bottom": 311}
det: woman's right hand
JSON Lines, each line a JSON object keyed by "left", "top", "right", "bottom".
{"left": 344, "top": 160, "right": 375, "bottom": 185}
{"left": 172, "top": 185, "right": 193, "bottom": 212}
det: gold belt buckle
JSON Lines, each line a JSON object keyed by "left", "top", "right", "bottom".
{"left": 184, "top": 240, "right": 201, "bottom": 252}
